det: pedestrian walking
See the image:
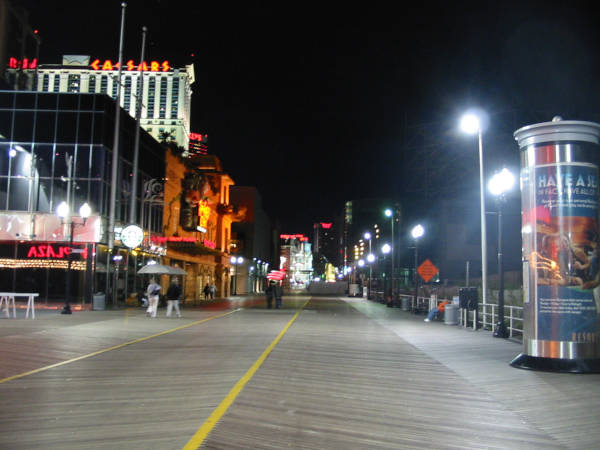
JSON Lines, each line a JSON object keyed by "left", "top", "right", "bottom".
{"left": 203, "top": 283, "right": 210, "bottom": 300}
{"left": 166, "top": 278, "right": 182, "bottom": 318}
{"left": 273, "top": 281, "right": 283, "bottom": 309}
{"left": 209, "top": 283, "right": 216, "bottom": 299}
{"left": 146, "top": 278, "right": 161, "bottom": 318}
{"left": 265, "top": 280, "right": 275, "bottom": 309}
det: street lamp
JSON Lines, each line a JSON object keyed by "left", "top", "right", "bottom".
{"left": 230, "top": 256, "right": 244, "bottom": 295}
{"left": 411, "top": 224, "right": 424, "bottom": 309}
{"left": 489, "top": 168, "right": 515, "bottom": 338}
{"left": 381, "top": 243, "right": 391, "bottom": 305}
{"left": 364, "top": 232, "right": 372, "bottom": 298}
{"left": 460, "top": 111, "right": 488, "bottom": 310}
{"left": 56, "top": 201, "right": 91, "bottom": 314}
{"left": 384, "top": 208, "right": 395, "bottom": 301}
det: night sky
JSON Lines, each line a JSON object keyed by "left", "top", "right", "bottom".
{"left": 21, "top": 0, "right": 600, "bottom": 235}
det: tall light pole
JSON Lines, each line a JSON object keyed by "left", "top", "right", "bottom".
{"left": 489, "top": 168, "right": 514, "bottom": 338}
{"left": 381, "top": 243, "right": 391, "bottom": 305}
{"left": 411, "top": 224, "right": 424, "bottom": 308}
{"left": 57, "top": 201, "right": 91, "bottom": 314}
{"left": 384, "top": 208, "right": 395, "bottom": 301}
{"left": 461, "top": 112, "right": 488, "bottom": 308}
{"left": 230, "top": 256, "right": 244, "bottom": 295}
{"left": 364, "top": 232, "right": 372, "bottom": 299}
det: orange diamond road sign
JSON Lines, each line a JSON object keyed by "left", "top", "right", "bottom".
{"left": 417, "top": 259, "right": 438, "bottom": 282}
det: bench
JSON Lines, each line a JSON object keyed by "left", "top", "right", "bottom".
{"left": 0, "top": 293, "right": 39, "bottom": 319}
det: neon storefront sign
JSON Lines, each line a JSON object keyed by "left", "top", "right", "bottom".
{"left": 203, "top": 239, "right": 216, "bottom": 249}
{"left": 26, "top": 244, "right": 88, "bottom": 259}
{"left": 153, "top": 236, "right": 197, "bottom": 243}
{"left": 280, "top": 234, "right": 309, "bottom": 242}
{"left": 90, "top": 59, "right": 171, "bottom": 72}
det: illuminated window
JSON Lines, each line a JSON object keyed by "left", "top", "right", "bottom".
{"left": 42, "top": 74, "right": 49, "bottom": 91}
{"left": 88, "top": 75, "right": 96, "bottom": 93}
{"left": 52, "top": 75, "right": 59, "bottom": 92}
{"left": 159, "top": 77, "right": 167, "bottom": 119}
{"left": 67, "top": 74, "right": 80, "bottom": 93}
{"left": 100, "top": 75, "right": 108, "bottom": 94}
{"left": 171, "top": 77, "right": 179, "bottom": 118}
{"left": 123, "top": 76, "right": 131, "bottom": 111}
{"left": 148, "top": 77, "right": 155, "bottom": 117}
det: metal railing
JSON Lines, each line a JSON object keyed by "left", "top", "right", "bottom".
{"left": 395, "top": 294, "right": 524, "bottom": 339}
{"left": 479, "top": 303, "right": 523, "bottom": 338}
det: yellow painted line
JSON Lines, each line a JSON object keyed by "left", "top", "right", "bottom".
{"left": 183, "top": 299, "right": 310, "bottom": 450}
{"left": 0, "top": 309, "right": 240, "bottom": 384}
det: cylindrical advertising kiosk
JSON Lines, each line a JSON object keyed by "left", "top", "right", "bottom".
{"left": 513, "top": 117, "right": 600, "bottom": 373}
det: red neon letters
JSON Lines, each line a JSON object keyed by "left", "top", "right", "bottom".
{"left": 27, "top": 244, "right": 87, "bottom": 259}
{"left": 8, "top": 57, "right": 38, "bottom": 69}
{"left": 90, "top": 59, "right": 171, "bottom": 72}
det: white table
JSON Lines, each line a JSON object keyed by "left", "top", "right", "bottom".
{"left": 0, "top": 293, "right": 39, "bottom": 319}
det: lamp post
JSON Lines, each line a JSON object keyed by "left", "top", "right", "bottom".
{"left": 56, "top": 201, "right": 91, "bottom": 314}
{"left": 381, "top": 243, "right": 391, "bottom": 305}
{"left": 488, "top": 168, "right": 515, "bottom": 338}
{"left": 364, "top": 232, "right": 372, "bottom": 299}
{"left": 461, "top": 112, "right": 488, "bottom": 309}
{"left": 357, "top": 258, "right": 365, "bottom": 297}
{"left": 230, "top": 256, "right": 244, "bottom": 295}
{"left": 384, "top": 208, "right": 395, "bottom": 301}
{"left": 411, "top": 224, "right": 424, "bottom": 309}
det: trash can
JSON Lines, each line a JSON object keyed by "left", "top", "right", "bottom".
{"left": 93, "top": 292, "right": 106, "bottom": 311}
{"left": 444, "top": 304, "right": 459, "bottom": 325}
{"left": 401, "top": 297, "right": 410, "bottom": 311}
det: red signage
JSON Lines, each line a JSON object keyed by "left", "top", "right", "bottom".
{"left": 153, "top": 236, "right": 197, "bottom": 243}
{"left": 27, "top": 244, "right": 88, "bottom": 259}
{"left": 280, "top": 234, "right": 309, "bottom": 242}
{"left": 150, "top": 236, "right": 215, "bottom": 249}
{"left": 90, "top": 59, "right": 171, "bottom": 72}
{"left": 320, "top": 223, "right": 332, "bottom": 229}
{"left": 8, "top": 57, "right": 38, "bottom": 69}
{"left": 189, "top": 133, "right": 208, "bottom": 155}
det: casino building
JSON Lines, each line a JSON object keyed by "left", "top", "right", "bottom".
{"left": 7, "top": 55, "right": 194, "bottom": 149}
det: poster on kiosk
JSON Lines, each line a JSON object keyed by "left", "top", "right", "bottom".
{"left": 513, "top": 117, "right": 600, "bottom": 373}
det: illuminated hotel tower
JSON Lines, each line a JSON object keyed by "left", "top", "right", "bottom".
{"left": 26, "top": 55, "right": 194, "bottom": 149}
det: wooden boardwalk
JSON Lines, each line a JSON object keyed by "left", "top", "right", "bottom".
{"left": 0, "top": 296, "right": 598, "bottom": 449}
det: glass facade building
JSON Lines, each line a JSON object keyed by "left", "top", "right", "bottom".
{"left": 0, "top": 90, "right": 165, "bottom": 304}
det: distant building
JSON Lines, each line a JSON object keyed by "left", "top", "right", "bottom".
{"left": 6, "top": 54, "right": 194, "bottom": 149}
{"left": 230, "top": 186, "right": 274, "bottom": 294}
{"left": 342, "top": 198, "right": 397, "bottom": 267}
{"left": 280, "top": 234, "right": 313, "bottom": 291}
{"left": 313, "top": 221, "right": 340, "bottom": 267}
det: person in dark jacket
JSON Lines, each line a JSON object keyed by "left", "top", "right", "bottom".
{"left": 273, "top": 281, "right": 283, "bottom": 309}
{"left": 265, "top": 281, "right": 275, "bottom": 309}
{"left": 166, "top": 278, "right": 182, "bottom": 318}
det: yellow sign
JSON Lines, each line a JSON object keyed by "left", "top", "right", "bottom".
{"left": 198, "top": 200, "right": 210, "bottom": 231}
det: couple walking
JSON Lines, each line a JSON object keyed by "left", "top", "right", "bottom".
{"left": 203, "top": 283, "right": 216, "bottom": 300}
{"left": 146, "top": 277, "right": 182, "bottom": 318}
{"left": 266, "top": 280, "right": 283, "bottom": 309}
